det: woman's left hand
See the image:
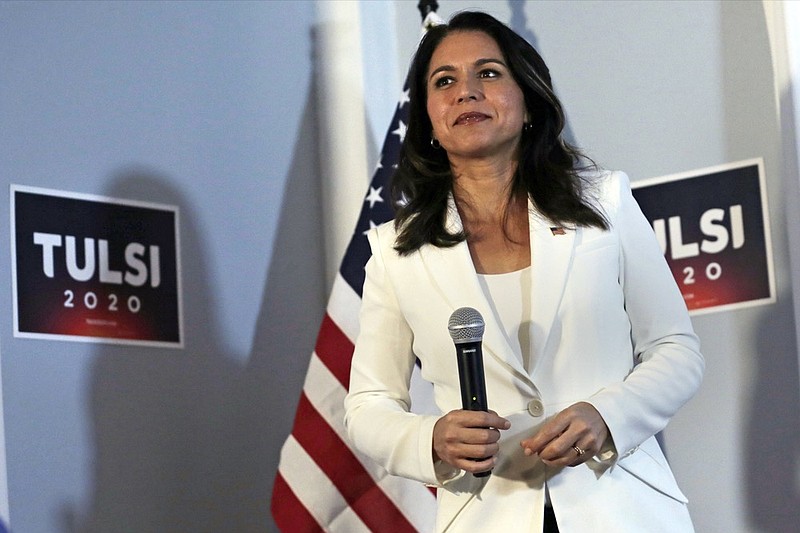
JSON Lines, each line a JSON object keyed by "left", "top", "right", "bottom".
{"left": 519, "top": 401, "right": 609, "bottom": 467}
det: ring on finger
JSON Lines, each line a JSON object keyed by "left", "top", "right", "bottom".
{"left": 572, "top": 444, "right": 585, "bottom": 457}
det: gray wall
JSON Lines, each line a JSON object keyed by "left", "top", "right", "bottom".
{"left": 1, "top": 1, "right": 798, "bottom": 532}
{"left": 1, "top": 1, "right": 323, "bottom": 531}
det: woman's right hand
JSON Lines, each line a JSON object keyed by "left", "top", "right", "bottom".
{"left": 432, "top": 410, "right": 510, "bottom": 474}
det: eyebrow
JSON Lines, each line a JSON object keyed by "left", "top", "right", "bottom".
{"left": 428, "top": 58, "right": 508, "bottom": 81}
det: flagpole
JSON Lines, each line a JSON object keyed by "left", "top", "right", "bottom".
{"left": 417, "top": 0, "right": 439, "bottom": 19}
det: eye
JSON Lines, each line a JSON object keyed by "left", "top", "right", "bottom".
{"left": 433, "top": 75, "right": 454, "bottom": 88}
{"left": 478, "top": 68, "right": 500, "bottom": 79}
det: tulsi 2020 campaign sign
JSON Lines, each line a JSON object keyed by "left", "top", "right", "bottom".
{"left": 11, "top": 185, "right": 183, "bottom": 347}
{"left": 631, "top": 158, "right": 775, "bottom": 315}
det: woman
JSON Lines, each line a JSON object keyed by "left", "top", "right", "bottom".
{"left": 344, "top": 11, "right": 704, "bottom": 532}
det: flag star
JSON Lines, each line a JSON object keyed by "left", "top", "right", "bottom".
{"left": 362, "top": 219, "right": 379, "bottom": 235}
{"left": 399, "top": 89, "right": 410, "bottom": 107}
{"left": 392, "top": 120, "right": 407, "bottom": 142}
{"left": 365, "top": 186, "right": 384, "bottom": 208}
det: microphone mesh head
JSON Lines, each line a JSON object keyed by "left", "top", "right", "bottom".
{"left": 448, "top": 307, "right": 485, "bottom": 343}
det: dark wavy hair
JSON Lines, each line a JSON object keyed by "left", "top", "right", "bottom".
{"left": 391, "top": 11, "right": 608, "bottom": 255}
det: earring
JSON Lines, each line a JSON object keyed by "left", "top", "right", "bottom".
{"left": 523, "top": 123, "right": 533, "bottom": 132}
{"left": 430, "top": 137, "right": 441, "bottom": 149}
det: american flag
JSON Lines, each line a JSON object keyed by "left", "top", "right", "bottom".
{"left": 270, "top": 79, "right": 437, "bottom": 531}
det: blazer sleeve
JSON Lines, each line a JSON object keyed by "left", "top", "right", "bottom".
{"left": 343, "top": 227, "right": 442, "bottom": 485}
{"left": 587, "top": 171, "right": 705, "bottom": 460}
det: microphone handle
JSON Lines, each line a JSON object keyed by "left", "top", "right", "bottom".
{"left": 455, "top": 341, "right": 488, "bottom": 411}
{"left": 455, "top": 340, "right": 491, "bottom": 477}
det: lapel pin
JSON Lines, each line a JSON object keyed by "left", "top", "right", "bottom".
{"left": 550, "top": 227, "right": 566, "bottom": 236}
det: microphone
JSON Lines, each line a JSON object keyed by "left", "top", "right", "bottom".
{"left": 448, "top": 307, "right": 491, "bottom": 477}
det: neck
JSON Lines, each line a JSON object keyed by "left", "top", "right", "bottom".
{"left": 451, "top": 157, "right": 519, "bottom": 223}
{"left": 451, "top": 165, "right": 530, "bottom": 273}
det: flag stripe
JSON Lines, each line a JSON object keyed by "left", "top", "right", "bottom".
{"left": 293, "top": 393, "right": 418, "bottom": 533}
{"left": 315, "top": 314, "right": 354, "bottom": 389}
{"left": 277, "top": 436, "right": 371, "bottom": 532}
{"left": 271, "top": 473, "right": 324, "bottom": 533}
{"left": 302, "top": 353, "right": 438, "bottom": 531}
{"left": 327, "top": 272, "right": 362, "bottom": 341}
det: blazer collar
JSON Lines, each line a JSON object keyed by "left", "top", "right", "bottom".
{"left": 418, "top": 196, "right": 577, "bottom": 384}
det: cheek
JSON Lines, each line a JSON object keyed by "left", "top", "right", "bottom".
{"left": 426, "top": 101, "right": 446, "bottom": 134}
{"left": 511, "top": 96, "right": 527, "bottom": 123}
{"left": 505, "top": 96, "right": 527, "bottom": 127}
{"left": 501, "top": 86, "right": 526, "bottom": 123}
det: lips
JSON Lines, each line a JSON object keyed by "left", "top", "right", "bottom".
{"left": 454, "top": 112, "right": 490, "bottom": 125}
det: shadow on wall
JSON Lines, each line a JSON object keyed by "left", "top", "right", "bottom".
{"left": 745, "top": 293, "right": 800, "bottom": 531}
{"left": 75, "top": 73, "right": 324, "bottom": 532}
{"left": 508, "top": 0, "right": 580, "bottom": 148}
{"left": 237, "top": 68, "right": 326, "bottom": 532}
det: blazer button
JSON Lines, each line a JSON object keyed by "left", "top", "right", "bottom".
{"left": 527, "top": 399, "right": 544, "bottom": 417}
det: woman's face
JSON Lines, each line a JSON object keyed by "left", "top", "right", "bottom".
{"left": 425, "top": 30, "right": 527, "bottom": 163}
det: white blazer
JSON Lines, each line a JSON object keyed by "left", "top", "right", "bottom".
{"left": 344, "top": 171, "right": 704, "bottom": 532}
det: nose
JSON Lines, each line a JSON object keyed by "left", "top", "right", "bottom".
{"left": 457, "top": 78, "right": 482, "bottom": 103}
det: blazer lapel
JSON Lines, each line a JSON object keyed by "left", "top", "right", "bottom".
{"left": 528, "top": 204, "right": 577, "bottom": 376}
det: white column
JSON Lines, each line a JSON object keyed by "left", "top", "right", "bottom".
{"left": 315, "top": 0, "right": 369, "bottom": 292}
{"left": 764, "top": 0, "right": 800, "bottom": 376}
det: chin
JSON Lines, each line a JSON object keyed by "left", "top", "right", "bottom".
{"left": 448, "top": 143, "right": 517, "bottom": 161}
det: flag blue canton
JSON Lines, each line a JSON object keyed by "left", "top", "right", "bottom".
{"left": 340, "top": 85, "right": 410, "bottom": 297}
